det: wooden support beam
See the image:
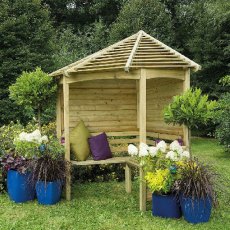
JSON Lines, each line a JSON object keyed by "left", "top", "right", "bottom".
{"left": 139, "top": 167, "right": 147, "bottom": 211}
{"left": 139, "top": 69, "right": 147, "bottom": 143}
{"left": 139, "top": 69, "right": 147, "bottom": 211}
{"left": 63, "top": 76, "right": 71, "bottom": 201}
{"left": 125, "top": 31, "right": 143, "bottom": 72}
{"left": 125, "top": 164, "right": 132, "bottom": 193}
{"left": 136, "top": 80, "right": 139, "bottom": 129}
{"left": 56, "top": 86, "right": 62, "bottom": 139}
{"left": 183, "top": 68, "right": 190, "bottom": 148}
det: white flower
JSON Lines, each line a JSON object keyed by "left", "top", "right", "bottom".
{"left": 19, "top": 132, "right": 28, "bottom": 141}
{"left": 41, "top": 135, "right": 49, "bottom": 143}
{"left": 180, "top": 151, "right": 190, "bottom": 159}
{"left": 128, "top": 144, "right": 138, "bottom": 156}
{"left": 139, "top": 142, "right": 149, "bottom": 157}
{"left": 166, "top": 151, "right": 179, "bottom": 161}
{"left": 148, "top": 146, "right": 158, "bottom": 157}
{"left": 170, "top": 140, "right": 183, "bottom": 155}
{"left": 139, "top": 147, "right": 149, "bottom": 157}
{"left": 156, "top": 140, "right": 167, "bottom": 153}
{"left": 170, "top": 140, "right": 180, "bottom": 151}
{"left": 29, "top": 129, "right": 42, "bottom": 143}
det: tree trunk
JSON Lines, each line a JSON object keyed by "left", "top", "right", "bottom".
{"left": 38, "top": 108, "right": 41, "bottom": 131}
{"left": 188, "top": 128, "right": 192, "bottom": 158}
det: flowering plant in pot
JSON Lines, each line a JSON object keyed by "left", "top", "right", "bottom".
{"left": 29, "top": 138, "right": 70, "bottom": 205}
{"left": 0, "top": 129, "right": 48, "bottom": 203}
{"left": 174, "top": 158, "right": 217, "bottom": 224}
{"left": 128, "top": 140, "right": 190, "bottom": 218}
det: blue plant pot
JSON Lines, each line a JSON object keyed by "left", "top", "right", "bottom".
{"left": 7, "top": 170, "right": 35, "bottom": 203}
{"left": 180, "top": 196, "right": 212, "bottom": 224}
{"left": 36, "top": 181, "right": 62, "bottom": 205}
{"left": 152, "top": 193, "right": 182, "bottom": 218}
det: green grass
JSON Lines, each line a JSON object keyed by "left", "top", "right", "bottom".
{"left": 0, "top": 138, "right": 229, "bottom": 230}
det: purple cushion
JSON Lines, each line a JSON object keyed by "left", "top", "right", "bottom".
{"left": 88, "top": 132, "right": 112, "bottom": 161}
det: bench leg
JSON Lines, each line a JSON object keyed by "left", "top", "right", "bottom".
{"left": 139, "top": 167, "right": 146, "bottom": 211}
{"left": 66, "top": 165, "right": 71, "bottom": 201}
{"left": 125, "top": 163, "right": 132, "bottom": 193}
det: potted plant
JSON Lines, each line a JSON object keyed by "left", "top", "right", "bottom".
{"left": 164, "top": 88, "right": 217, "bottom": 153}
{"left": 0, "top": 153, "right": 35, "bottom": 202}
{"left": 128, "top": 140, "right": 189, "bottom": 218}
{"left": 30, "top": 138, "right": 69, "bottom": 205}
{"left": 174, "top": 158, "right": 217, "bottom": 224}
{"left": 0, "top": 129, "right": 47, "bottom": 203}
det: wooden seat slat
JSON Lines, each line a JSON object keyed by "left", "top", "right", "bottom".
{"left": 71, "top": 156, "right": 131, "bottom": 166}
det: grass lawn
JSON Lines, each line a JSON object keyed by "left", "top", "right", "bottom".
{"left": 0, "top": 138, "right": 229, "bottom": 230}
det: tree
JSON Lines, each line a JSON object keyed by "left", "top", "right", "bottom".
{"left": 9, "top": 68, "right": 57, "bottom": 129}
{"left": 187, "top": 0, "right": 230, "bottom": 99}
{"left": 109, "top": 0, "right": 175, "bottom": 45}
{"left": 215, "top": 76, "right": 230, "bottom": 152}
{"left": 164, "top": 88, "right": 217, "bottom": 152}
{"left": 42, "top": 0, "right": 125, "bottom": 30}
{"left": 53, "top": 20, "right": 109, "bottom": 70}
{"left": 0, "top": 0, "right": 56, "bottom": 125}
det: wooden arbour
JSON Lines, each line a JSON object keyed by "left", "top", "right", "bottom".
{"left": 51, "top": 30, "right": 200, "bottom": 211}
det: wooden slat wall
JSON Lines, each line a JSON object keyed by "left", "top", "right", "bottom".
{"left": 146, "top": 78, "right": 183, "bottom": 140}
{"left": 69, "top": 79, "right": 137, "bottom": 133}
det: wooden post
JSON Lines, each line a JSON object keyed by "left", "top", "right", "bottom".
{"left": 63, "top": 76, "right": 71, "bottom": 201}
{"left": 183, "top": 68, "right": 190, "bottom": 149}
{"left": 139, "top": 69, "right": 147, "bottom": 143}
{"left": 136, "top": 80, "right": 140, "bottom": 129}
{"left": 139, "top": 69, "right": 147, "bottom": 211}
{"left": 125, "top": 163, "right": 132, "bottom": 193}
{"left": 56, "top": 86, "right": 62, "bottom": 139}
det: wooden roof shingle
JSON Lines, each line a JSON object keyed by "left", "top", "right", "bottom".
{"left": 50, "top": 30, "right": 200, "bottom": 77}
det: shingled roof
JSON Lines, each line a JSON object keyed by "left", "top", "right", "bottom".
{"left": 50, "top": 30, "right": 200, "bottom": 77}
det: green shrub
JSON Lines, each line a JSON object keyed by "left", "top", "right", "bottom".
{"left": 9, "top": 67, "right": 57, "bottom": 129}
{"left": 215, "top": 76, "right": 230, "bottom": 152}
{"left": 164, "top": 88, "right": 217, "bottom": 129}
{"left": 215, "top": 93, "right": 230, "bottom": 152}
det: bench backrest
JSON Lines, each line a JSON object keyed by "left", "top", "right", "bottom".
{"left": 91, "top": 131, "right": 155, "bottom": 154}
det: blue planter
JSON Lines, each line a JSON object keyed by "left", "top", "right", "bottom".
{"left": 180, "top": 196, "right": 212, "bottom": 224}
{"left": 7, "top": 170, "right": 35, "bottom": 203}
{"left": 152, "top": 193, "right": 182, "bottom": 218}
{"left": 36, "top": 181, "right": 62, "bottom": 205}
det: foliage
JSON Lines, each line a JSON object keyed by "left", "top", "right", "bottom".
{"left": 128, "top": 140, "right": 190, "bottom": 194}
{"left": 72, "top": 164, "right": 127, "bottom": 183}
{"left": 0, "top": 154, "right": 30, "bottom": 174}
{"left": 109, "top": 0, "right": 175, "bottom": 45}
{"left": 0, "top": 122, "right": 24, "bottom": 153}
{"left": 14, "top": 141, "right": 40, "bottom": 159}
{"left": 0, "top": 122, "right": 57, "bottom": 155}
{"left": 145, "top": 169, "right": 174, "bottom": 194}
{"left": 0, "top": 0, "right": 56, "bottom": 125}
{"left": 41, "top": 122, "right": 57, "bottom": 139}
{"left": 9, "top": 68, "right": 57, "bottom": 128}
{"left": 29, "top": 154, "right": 68, "bottom": 183}
{"left": 0, "top": 167, "right": 4, "bottom": 193}
{"left": 42, "top": 0, "right": 124, "bottom": 30}
{"left": 215, "top": 76, "right": 230, "bottom": 151}
{"left": 53, "top": 20, "right": 109, "bottom": 70}
{"left": 164, "top": 88, "right": 217, "bottom": 129}
{"left": 187, "top": 0, "right": 230, "bottom": 99}
{"left": 174, "top": 158, "right": 218, "bottom": 207}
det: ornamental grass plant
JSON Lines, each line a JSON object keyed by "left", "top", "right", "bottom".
{"left": 173, "top": 158, "right": 218, "bottom": 207}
